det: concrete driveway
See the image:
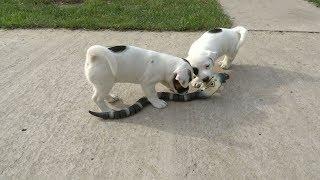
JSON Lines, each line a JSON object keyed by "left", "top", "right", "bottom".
{"left": 1, "top": 29, "right": 319, "bottom": 178}
{"left": 219, "top": 0, "right": 320, "bottom": 31}
{"left": 1, "top": 0, "right": 320, "bottom": 178}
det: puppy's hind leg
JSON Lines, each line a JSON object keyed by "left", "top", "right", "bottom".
{"left": 106, "top": 94, "right": 119, "bottom": 103}
{"left": 220, "top": 51, "right": 237, "bottom": 69}
{"left": 92, "top": 85, "right": 114, "bottom": 112}
{"left": 220, "top": 55, "right": 231, "bottom": 69}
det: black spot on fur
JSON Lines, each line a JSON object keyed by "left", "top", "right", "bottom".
{"left": 108, "top": 45, "right": 127, "bottom": 53}
{"left": 208, "top": 28, "right": 222, "bottom": 33}
{"left": 192, "top": 67, "right": 199, "bottom": 75}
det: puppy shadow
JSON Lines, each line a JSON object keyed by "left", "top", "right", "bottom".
{"left": 104, "top": 64, "right": 319, "bottom": 147}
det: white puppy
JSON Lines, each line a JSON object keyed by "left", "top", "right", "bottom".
{"left": 186, "top": 26, "right": 247, "bottom": 84}
{"left": 85, "top": 45, "right": 193, "bottom": 112}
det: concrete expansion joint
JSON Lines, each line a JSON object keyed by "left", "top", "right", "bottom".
{"left": 248, "top": 29, "right": 320, "bottom": 34}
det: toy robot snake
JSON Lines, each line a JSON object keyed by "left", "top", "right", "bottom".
{"left": 89, "top": 73, "right": 229, "bottom": 119}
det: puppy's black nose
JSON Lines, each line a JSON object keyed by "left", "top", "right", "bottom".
{"left": 202, "top": 77, "right": 210, "bottom": 83}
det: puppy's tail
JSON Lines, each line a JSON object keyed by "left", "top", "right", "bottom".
{"left": 232, "top": 26, "right": 247, "bottom": 49}
{"left": 86, "top": 45, "right": 118, "bottom": 75}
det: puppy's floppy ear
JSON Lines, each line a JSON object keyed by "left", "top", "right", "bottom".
{"left": 174, "top": 69, "right": 189, "bottom": 88}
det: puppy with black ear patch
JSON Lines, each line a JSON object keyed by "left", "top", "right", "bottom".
{"left": 85, "top": 45, "right": 193, "bottom": 112}
{"left": 186, "top": 26, "right": 247, "bottom": 86}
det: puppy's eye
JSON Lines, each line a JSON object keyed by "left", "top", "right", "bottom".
{"left": 205, "top": 64, "right": 210, "bottom": 69}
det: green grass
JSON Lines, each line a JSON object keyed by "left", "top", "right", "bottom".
{"left": 307, "top": 0, "right": 320, "bottom": 7}
{"left": 0, "top": 0, "right": 232, "bottom": 31}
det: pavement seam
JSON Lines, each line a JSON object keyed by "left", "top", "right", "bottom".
{"left": 248, "top": 29, "right": 320, "bottom": 34}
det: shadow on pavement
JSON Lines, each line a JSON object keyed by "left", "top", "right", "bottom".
{"left": 103, "top": 64, "right": 319, "bottom": 146}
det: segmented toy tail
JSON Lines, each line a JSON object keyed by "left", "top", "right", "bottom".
{"left": 88, "top": 91, "right": 209, "bottom": 119}
{"left": 89, "top": 97, "right": 150, "bottom": 119}
{"left": 232, "top": 26, "right": 247, "bottom": 49}
{"left": 89, "top": 73, "right": 230, "bottom": 120}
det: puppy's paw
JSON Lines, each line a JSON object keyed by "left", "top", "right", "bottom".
{"left": 149, "top": 98, "right": 167, "bottom": 109}
{"left": 107, "top": 94, "right": 120, "bottom": 103}
{"left": 220, "top": 62, "right": 231, "bottom": 69}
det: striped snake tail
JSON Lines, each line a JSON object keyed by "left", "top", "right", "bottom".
{"left": 89, "top": 73, "right": 229, "bottom": 119}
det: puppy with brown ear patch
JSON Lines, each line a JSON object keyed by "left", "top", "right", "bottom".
{"left": 85, "top": 45, "right": 193, "bottom": 112}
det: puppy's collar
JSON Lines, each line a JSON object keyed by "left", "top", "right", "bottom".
{"left": 181, "top": 58, "right": 191, "bottom": 66}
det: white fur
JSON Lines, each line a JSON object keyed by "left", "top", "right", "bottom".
{"left": 187, "top": 26, "right": 247, "bottom": 84}
{"left": 85, "top": 45, "right": 192, "bottom": 112}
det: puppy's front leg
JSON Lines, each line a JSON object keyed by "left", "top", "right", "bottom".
{"left": 141, "top": 83, "right": 167, "bottom": 109}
